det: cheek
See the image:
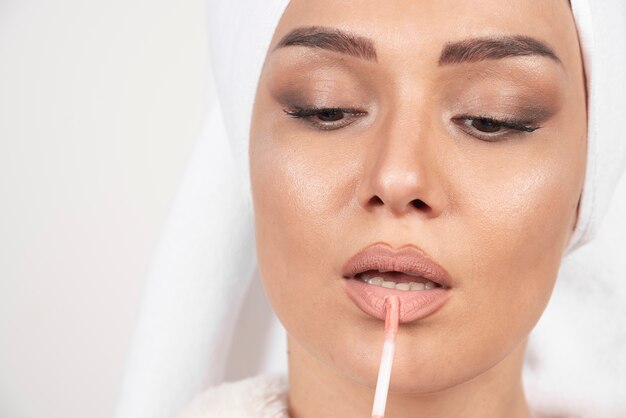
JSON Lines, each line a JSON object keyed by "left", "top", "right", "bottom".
{"left": 453, "top": 136, "right": 585, "bottom": 334}
{"left": 499, "top": 158, "right": 578, "bottom": 262}
{"left": 251, "top": 133, "right": 345, "bottom": 251}
{"left": 249, "top": 126, "right": 350, "bottom": 327}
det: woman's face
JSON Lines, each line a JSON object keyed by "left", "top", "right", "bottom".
{"left": 250, "top": 0, "right": 586, "bottom": 393}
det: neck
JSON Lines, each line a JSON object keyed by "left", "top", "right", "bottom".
{"left": 287, "top": 336, "right": 532, "bottom": 418}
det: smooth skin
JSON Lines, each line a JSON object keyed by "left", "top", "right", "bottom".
{"left": 249, "top": 1, "right": 587, "bottom": 417}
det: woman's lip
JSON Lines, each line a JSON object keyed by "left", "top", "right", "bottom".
{"left": 342, "top": 278, "right": 451, "bottom": 323}
{"left": 341, "top": 242, "right": 453, "bottom": 288}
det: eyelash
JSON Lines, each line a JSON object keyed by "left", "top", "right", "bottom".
{"left": 283, "top": 107, "right": 366, "bottom": 130}
{"left": 283, "top": 107, "right": 542, "bottom": 140}
{"left": 451, "top": 114, "right": 542, "bottom": 141}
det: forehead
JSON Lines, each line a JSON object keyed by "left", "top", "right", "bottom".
{"left": 271, "top": 0, "right": 581, "bottom": 72}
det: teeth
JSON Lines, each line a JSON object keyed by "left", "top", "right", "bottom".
{"left": 369, "top": 277, "right": 384, "bottom": 286}
{"left": 395, "top": 283, "right": 411, "bottom": 291}
{"left": 410, "top": 282, "right": 426, "bottom": 291}
{"left": 359, "top": 275, "right": 439, "bottom": 291}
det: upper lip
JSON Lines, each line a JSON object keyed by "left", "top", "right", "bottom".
{"left": 341, "top": 242, "right": 453, "bottom": 288}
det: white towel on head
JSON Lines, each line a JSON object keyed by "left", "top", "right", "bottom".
{"left": 115, "top": 1, "right": 626, "bottom": 418}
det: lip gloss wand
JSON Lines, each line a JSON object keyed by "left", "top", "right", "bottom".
{"left": 371, "top": 295, "right": 400, "bottom": 418}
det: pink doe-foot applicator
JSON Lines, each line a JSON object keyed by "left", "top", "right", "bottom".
{"left": 371, "top": 296, "right": 400, "bottom": 418}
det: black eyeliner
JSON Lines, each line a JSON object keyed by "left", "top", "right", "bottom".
{"left": 283, "top": 107, "right": 365, "bottom": 118}
{"left": 454, "top": 114, "right": 542, "bottom": 132}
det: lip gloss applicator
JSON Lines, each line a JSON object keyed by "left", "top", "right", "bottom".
{"left": 371, "top": 295, "right": 400, "bottom": 418}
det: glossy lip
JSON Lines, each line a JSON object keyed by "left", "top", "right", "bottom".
{"left": 341, "top": 242, "right": 453, "bottom": 323}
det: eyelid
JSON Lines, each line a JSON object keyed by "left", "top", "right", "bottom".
{"left": 283, "top": 106, "right": 368, "bottom": 130}
{"left": 284, "top": 106, "right": 366, "bottom": 117}
{"left": 451, "top": 114, "right": 542, "bottom": 142}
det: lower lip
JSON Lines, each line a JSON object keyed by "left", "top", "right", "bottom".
{"left": 342, "top": 278, "right": 451, "bottom": 323}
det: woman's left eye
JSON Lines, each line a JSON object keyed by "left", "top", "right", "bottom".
{"left": 283, "top": 107, "right": 366, "bottom": 130}
{"left": 453, "top": 115, "right": 542, "bottom": 141}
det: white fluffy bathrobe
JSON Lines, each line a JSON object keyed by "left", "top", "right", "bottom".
{"left": 116, "top": 1, "right": 626, "bottom": 418}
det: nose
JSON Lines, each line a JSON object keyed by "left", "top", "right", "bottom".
{"left": 356, "top": 118, "right": 446, "bottom": 218}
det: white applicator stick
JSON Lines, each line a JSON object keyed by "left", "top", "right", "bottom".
{"left": 371, "top": 295, "right": 400, "bottom": 418}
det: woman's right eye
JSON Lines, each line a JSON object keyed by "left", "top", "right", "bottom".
{"left": 283, "top": 107, "right": 367, "bottom": 130}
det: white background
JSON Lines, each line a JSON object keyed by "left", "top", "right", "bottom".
{"left": 0, "top": 1, "right": 209, "bottom": 417}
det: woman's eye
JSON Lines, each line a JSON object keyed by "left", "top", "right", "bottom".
{"left": 453, "top": 115, "right": 541, "bottom": 141}
{"left": 283, "top": 107, "right": 366, "bottom": 130}
{"left": 469, "top": 118, "right": 504, "bottom": 133}
{"left": 316, "top": 109, "right": 345, "bottom": 122}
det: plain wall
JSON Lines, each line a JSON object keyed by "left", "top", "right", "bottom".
{"left": 0, "top": 1, "right": 209, "bottom": 417}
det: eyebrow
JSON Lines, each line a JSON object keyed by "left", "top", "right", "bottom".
{"left": 274, "top": 26, "right": 562, "bottom": 68}
{"left": 439, "top": 35, "right": 562, "bottom": 66}
{"left": 274, "top": 26, "right": 378, "bottom": 62}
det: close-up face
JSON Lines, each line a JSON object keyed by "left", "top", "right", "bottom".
{"left": 249, "top": 0, "right": 587, "bottom": 395}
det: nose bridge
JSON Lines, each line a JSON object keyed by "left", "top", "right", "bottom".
{"left": 357, "top": 105, "right": 444, "bottom": 217}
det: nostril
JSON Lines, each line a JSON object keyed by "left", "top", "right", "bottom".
{"left": 411, "top": 199, "right": 427, "bottom": 209}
